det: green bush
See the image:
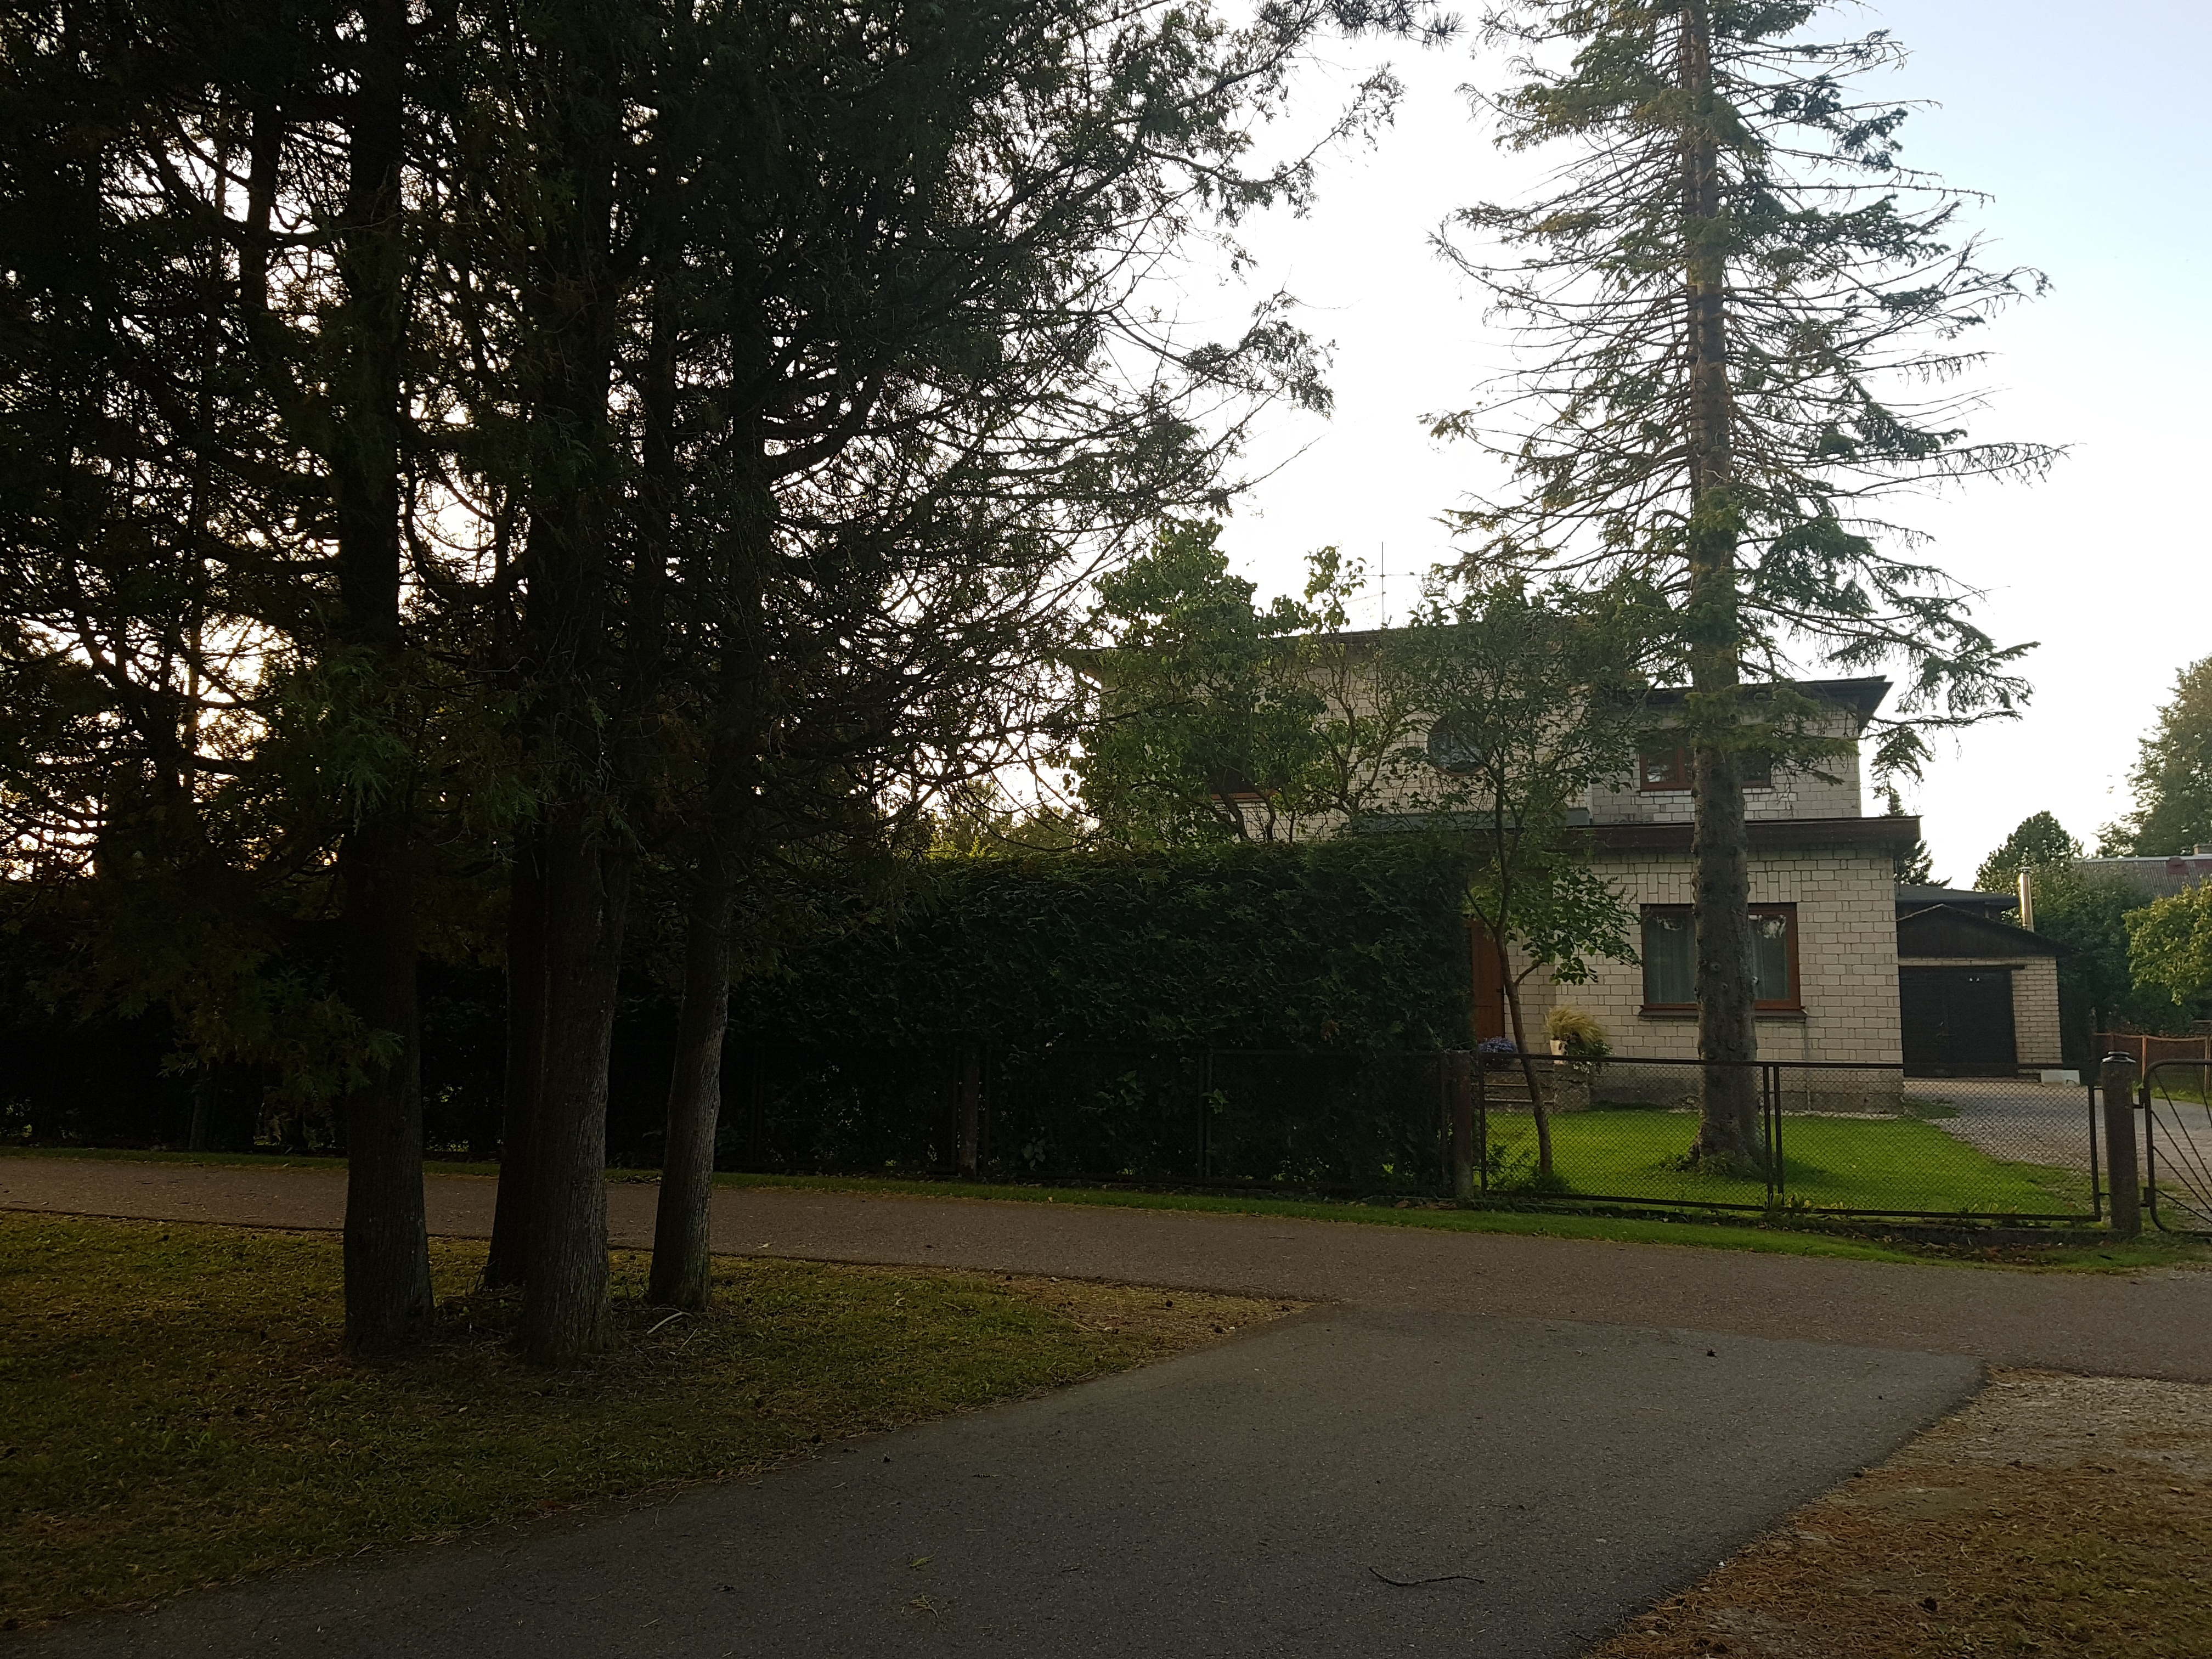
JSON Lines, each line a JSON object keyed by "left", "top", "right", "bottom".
{"left": 733, "top": 838, "right": 1476, "bottom": 1052}
{"left": 1545, "top": 1005, "right": 1612, "bottom": 1059}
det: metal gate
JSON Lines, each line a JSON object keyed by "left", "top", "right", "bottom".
{"left": 2145, "top": 1060, "right": 2212, "bottom": 1232}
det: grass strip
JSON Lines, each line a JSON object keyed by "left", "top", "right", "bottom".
{"left": 699, "top": 1171, "right": 2202, "bottom": 1271}
{"left": 0, "top": 1212, "right": 1282, "bottom": 1629}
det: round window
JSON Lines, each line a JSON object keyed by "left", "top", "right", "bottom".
{"left": 1426, "top": 718, "right": 1483, "bottom": 774}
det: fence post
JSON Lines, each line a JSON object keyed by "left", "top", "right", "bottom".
{"left": 1450, "top": 1052, "right": 1476, "bottom": 1201}
{"left": 2100, "top": 1052, "right": 2141, "bottom": 1238}
{"left": 958, "top": 1048, "right": 981, "bottom": 1180}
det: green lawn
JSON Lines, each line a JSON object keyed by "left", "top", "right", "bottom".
{"left": 1480, "top": 1108, "right": 2095, "bottom": 1217}
{"left": 0, "top": 1213, "right": 1276, "bottom": 1627}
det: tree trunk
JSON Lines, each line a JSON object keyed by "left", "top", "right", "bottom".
{"left": 1677, "top": 0, "right": 1762, "bottom": 1169}
{"left": 1690, "top": 730, "right": 1761, "bottom": 1164}
{"left": 340, "top": 810, "right": 433, "bottom": 1353}
{"left": 507, "top": 13, "right": 636, "bottom": 1364}
{"left": 484, "top": 836, "right": 546, "bottom": 1290}
{"left": 648, "top": 867, "right": 731, "bottom": 1310}
{"left": 523, "top": 812, "right": 631, "bottom": 1364}
{"left": 333, "top": 0, "right": 432, "bottom": 1353}
{"left": 1502, "top": 969, "right": 1553, "bottom": 1180}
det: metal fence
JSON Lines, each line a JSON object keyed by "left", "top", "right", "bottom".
{"left": 723, "top": 1046, "right": 2103, "bottom": 1223}
{"left": 2145, "top": 1059, "right": 2212, "bottom": 1232}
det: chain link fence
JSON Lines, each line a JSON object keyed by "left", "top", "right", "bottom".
{"left": 723, "top": 1046, "right": 2101, "bottom": 1222}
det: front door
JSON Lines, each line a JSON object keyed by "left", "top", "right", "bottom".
{"left": 1470, "top": 919, "right": 1508, "bottom": 1043}
{"left": 1900, "top": 966, "right": 2017, "bottom": 1077}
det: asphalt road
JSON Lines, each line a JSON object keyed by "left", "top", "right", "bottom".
{"left": 16, "top": 1304, "right": 1973, "bottom": 1659}
{"left": 7, "top": 1157, "right": 2211, "bottom": 1379}
{"left": 7, "top": 1156, "right": 2206, "bottom": 1657}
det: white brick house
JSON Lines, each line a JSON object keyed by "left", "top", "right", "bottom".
{"left": 1271, "top": 663, "right": 1917, "bottom": 1069}
{"left": 1497, "top": 678, "right": 1914, "bottom": 1069}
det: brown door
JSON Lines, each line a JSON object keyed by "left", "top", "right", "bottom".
{"left": 1470, "top": 920, "right": 1508, "bottom": 1043}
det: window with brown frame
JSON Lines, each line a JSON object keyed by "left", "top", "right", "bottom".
{"left": 1635, "top": 740, "right": 1771, "bottom": 791}
{"left": 1638, "top": 740, "right": 1689, "bottom": 791}
{"left": 1640, "top": 905, "right": 1800, "bottom": 1011}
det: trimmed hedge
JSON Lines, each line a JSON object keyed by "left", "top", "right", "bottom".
{"left": 733, "top": 838, "right": 1477, "bottom": 1052}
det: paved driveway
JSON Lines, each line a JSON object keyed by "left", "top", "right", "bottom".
{"left": 1914, "top": 1076, "right": 2100, "bottom": 1170}
{"left": 7, "top": 1158, "right": 2209, "bottom": 1379}
{"left": 19, "top": 1305, "right": 1973, "bottom": 1659}
{"left": 7, "top": 1157, "right": 2209, "bottom": 1657}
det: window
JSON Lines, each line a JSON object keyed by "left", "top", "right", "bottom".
{"left": 1638, "top": 740, "right": 1689, "bottom": 792}
{"left": 1640, "top": 905, "right": 1799, "bottom": 1010}
{"left": 1635, "top": 741, "right": 1772, "bottom": 791}
{"left": 1426, "top": 716, "right": 1483, "bottom": 775}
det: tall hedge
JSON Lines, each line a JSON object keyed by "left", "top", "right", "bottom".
{"left": 733, "top": 838, "right": 1477, "bottom": 1051}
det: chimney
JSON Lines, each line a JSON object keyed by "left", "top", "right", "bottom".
{"left": 2016, "top": 868, "right": 2035, "bottom": 931}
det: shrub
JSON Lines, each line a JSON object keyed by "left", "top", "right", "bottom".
{"left": 1545, "top": 1005, "right": 1611, "bottom": 1059}
{"left": 732, "top": 838, "right": 1478, "bottom": 1052}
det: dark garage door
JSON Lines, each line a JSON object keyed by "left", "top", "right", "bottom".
{"left": 1900, "top": 966, "right": 2017, "bottom": 1077}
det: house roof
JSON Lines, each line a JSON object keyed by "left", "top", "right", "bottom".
{"left": 1589, "top": 815, "right": 1921, "bottom": 855}
{"left": 1897, "top": 885, "right": 2014, "bottom": 913}
{"left": 1633, "top": 676, "right": 1892, "bottom": 730}
{"left": 1897, "top": 903, "right": 2068, "bottom": 960}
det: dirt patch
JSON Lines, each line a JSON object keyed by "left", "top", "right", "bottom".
{"left": 1590, "top": 1369, "right": 2212, "bottom": 1658}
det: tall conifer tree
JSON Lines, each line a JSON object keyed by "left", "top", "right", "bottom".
{"left": 1438, "top": 0, "right": 2052, "bottom": 1165}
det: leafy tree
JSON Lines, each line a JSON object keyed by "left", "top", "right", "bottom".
{"left": 2129, "top": 884, "right": 2212, "bottom": 1016}
{"left": 2105, "top": 657, "right": 2212, "bottom": 856}
{"left": 1393, "top": 583, "right": 1650, "bottom": 1177}
{"left": 1974, "top": 811, "right": 2079, "bottom": 895}
{"left": 1075, "top": 523, "right": 1331, "bottom": 845}
{"left": 2032, "top": 869, "right": 2150, "bottom": 1063}
{"left": 1966, "top": 836, "right": 2189, "bottom": 1058}
{"left": 1076, "top": 548, "right": 1652, "bottom": 1181}
{"left": 1439, "top": 0, "right": 2052, "bottom": 1167}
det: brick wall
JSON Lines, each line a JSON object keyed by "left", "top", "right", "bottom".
{"left": 1514, "top": 845, "right": 1902, "bottom": 1068}
{"left": 1584, "top": 712, "right": 1864, "bottom": 826}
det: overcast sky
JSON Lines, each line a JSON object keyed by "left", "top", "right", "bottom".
{"left": 1182, "top": 0, "right": 2209, "bottom": 883}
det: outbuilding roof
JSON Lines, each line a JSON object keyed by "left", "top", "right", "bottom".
{"left": 1896, "top": 902, "right": 2068, "bottom": 960}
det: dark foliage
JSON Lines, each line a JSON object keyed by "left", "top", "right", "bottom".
{"left": 733, "top": 839, "right": 1477, "bottom": 1053}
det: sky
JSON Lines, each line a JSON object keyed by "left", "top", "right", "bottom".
{"left": 1175, "top": 0, "right": 2211, "bottom": 885}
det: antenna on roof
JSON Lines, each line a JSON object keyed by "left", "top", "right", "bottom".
{"left": 1379, "top": 542, "right": 1387, "bottom": 630}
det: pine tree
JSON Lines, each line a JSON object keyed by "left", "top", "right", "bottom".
{"left": 0, "top": 0, "right": 460, "bottom": 1352}
{"left": 1438, "top": 0, "right": 2053, "bottom": 1167}
{"left": 1881, "top": 786, "right": 1938, "bottom": 886}
{"left": 442, "top": 0, "right": 1440, "bottom": 1354}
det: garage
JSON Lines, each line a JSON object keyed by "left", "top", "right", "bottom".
{"left": 1895, "top": 891, "right": 2067, "bottom": 1079}
{"left": 1900, "top": 965, "right": 2018, "bottom": 1076}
